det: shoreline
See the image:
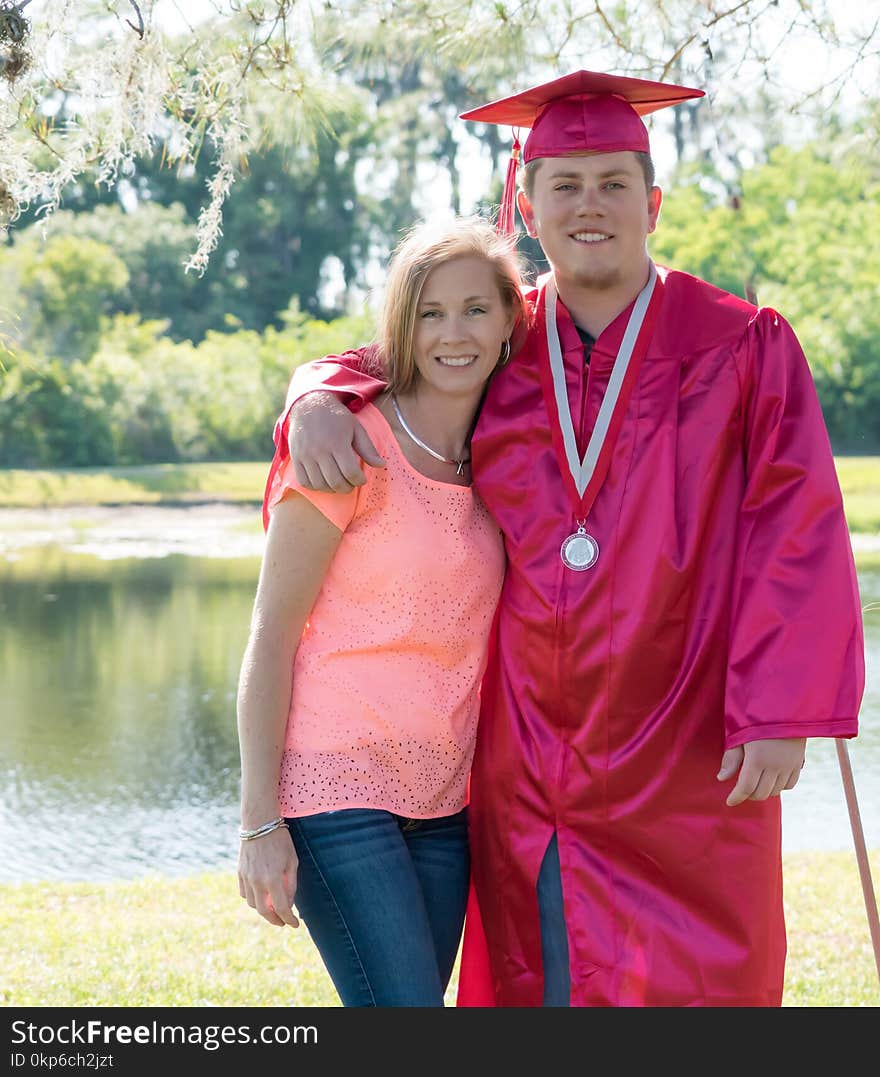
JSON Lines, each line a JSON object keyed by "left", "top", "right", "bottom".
{"left": 0, "top": 502, "right": 265, "bottom": 560}
{"left": 1, "top": 502, "right": 878, "bottom": 562}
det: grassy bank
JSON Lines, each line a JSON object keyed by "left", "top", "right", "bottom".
{"left": 2, "top": 851, "right": 878, "bottom": 1007}
{"left": 0, "top": 461, "right": 269, "bottom": 508}
{"left": 835, "top": 457, "right": 880, "bottom": 533}
{"left": 1, "top": 456, "right": 880, "bottom": 530}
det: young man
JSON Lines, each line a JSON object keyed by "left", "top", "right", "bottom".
{"left": 265, "top": 71, "right": 865, "bottom": 1006}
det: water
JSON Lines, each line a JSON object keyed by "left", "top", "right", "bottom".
{"left": 0, "top": 542, "right": 257, "bottom": 882}
{"left": 0, "top": 517, "right": 878, "bottom": 883}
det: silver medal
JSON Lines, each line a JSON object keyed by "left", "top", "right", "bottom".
{"left": 544, "top": 270, "right": 656, "bottom": 577}
{"left": 560, "top": 523, "right": 599, "bottom": 571}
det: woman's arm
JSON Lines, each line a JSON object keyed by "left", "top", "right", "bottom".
{"left": 237, "top": 493, "right": 344, "bottom": 927}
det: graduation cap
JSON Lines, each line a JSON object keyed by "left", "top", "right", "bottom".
{"left": 460, "top": 70, "right": 704, "bottom": 234}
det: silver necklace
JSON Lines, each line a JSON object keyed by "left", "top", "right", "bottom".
{"left": 391, "top": 394, "right": 470, "bottom": 476}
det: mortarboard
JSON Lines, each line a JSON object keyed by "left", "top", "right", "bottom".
{"left": 460, "top": 70, "right": 704, "bottom": 234}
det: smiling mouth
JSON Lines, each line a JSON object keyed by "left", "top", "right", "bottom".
{"left": 436, "top": 356, "right": 477, "bottom": 367}
{"left": 571, "top": 232, "right": 612, "bottom": 244}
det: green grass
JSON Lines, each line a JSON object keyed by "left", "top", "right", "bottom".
{"left": 2, "top": 852, "right": 878, "bottom": 1007}
{"left": 2, "top": 457, "right": 880, "bottom": 529}
{"left": 836, "top": 457, "right": 880, "bottom": 533}
{"left": 0, "top": 461, "right": 268, "bottom": 507}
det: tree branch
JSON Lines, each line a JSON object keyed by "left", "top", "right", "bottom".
{"left": 592, "top": 1, "right": 629, "bottom": 53}
{"left": 125, "top": 1, "right": 144, "bottom": 39}
{"left": 703, "top": 0, "right": 757, "bottom": 31}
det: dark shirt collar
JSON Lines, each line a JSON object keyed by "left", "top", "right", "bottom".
{"left": 574, "top": 323, "right": 596, "bottom": 363}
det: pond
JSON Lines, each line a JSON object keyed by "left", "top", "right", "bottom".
{"left": 0, "top": 507, "right": 878, "bottom": 883}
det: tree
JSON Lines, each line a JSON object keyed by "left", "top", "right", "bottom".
{"left": 650, "top": 136, "right": 880, "bottom": 450}
{"left": 207, "top": 121, "right": 379, "bottom": 321}
{"left": 2, "top": 100, "right": 381, "bottom": 341}
{"left": 2, "top": 231, "right": 129, "bottom": 360}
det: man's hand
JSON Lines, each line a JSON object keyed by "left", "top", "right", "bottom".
{"left": 717, "top": 737, "right": 806, "bottom": 807}
{"left": 288, "top": 391, "right": 386, "bottom": 493}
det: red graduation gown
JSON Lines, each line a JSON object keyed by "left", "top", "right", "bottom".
{"left": 269, "top": 265, "right": 864, "bottom": 1006}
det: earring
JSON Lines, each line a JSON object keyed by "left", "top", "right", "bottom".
{"left": 498, "top": 338, "right": 511, "bottom": 366}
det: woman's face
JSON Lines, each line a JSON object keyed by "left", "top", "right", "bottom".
{"left": 411, "top": 256, "right": 514, "bottom": 399}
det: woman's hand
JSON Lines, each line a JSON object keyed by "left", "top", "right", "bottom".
{"left": 238, "top": 826, "right": 301, "bottom": 928}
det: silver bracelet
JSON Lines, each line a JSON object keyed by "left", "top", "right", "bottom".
{"left": 240, "top": 816, "right": 287, "bottom": 841}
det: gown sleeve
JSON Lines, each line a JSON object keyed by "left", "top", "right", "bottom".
{"left": 724, "top": 308, "right": 865, "bottom": 747}
{"left": 261, "top": 344, "right": 388, "bottom": 530}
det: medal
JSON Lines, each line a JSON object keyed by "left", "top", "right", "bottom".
{"left": 560, "top": 522, "right": 599, "bottom": 571}
{"left": 538, "top": 265, "right": 664, "bottom": 574}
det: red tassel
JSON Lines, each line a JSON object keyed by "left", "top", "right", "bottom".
{"left": 497, "top": 133, "right": 521, "bottom": 236}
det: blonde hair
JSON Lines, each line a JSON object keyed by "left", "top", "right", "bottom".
{"left": 378, "top": 215, "right": 528, "bottom": 393}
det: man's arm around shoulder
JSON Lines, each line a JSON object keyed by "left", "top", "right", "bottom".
{"left": 280, "top": 344, "right": 388, "bottom": 493}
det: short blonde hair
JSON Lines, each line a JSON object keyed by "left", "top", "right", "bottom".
{"left": 379, "top": 215, "right": 528, "bottom": 394}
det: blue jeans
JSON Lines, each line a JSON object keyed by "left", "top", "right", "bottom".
{"left": 538, "top": 832, "right": 571, "bottom": 1006}
{"left": 287, "top": 807, "right": 469, "bottom": 1007}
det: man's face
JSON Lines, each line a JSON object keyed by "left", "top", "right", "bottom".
{"left": 516, "top": 152, "right": 661, "bottom": 293}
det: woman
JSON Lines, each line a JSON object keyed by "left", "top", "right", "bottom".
{"left": 236, "top": 216, "right": 527, "bottom": 1006}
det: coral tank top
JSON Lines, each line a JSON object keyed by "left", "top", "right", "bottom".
{"left": 265, "top": 401, "right": 505, "bottom": 818}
